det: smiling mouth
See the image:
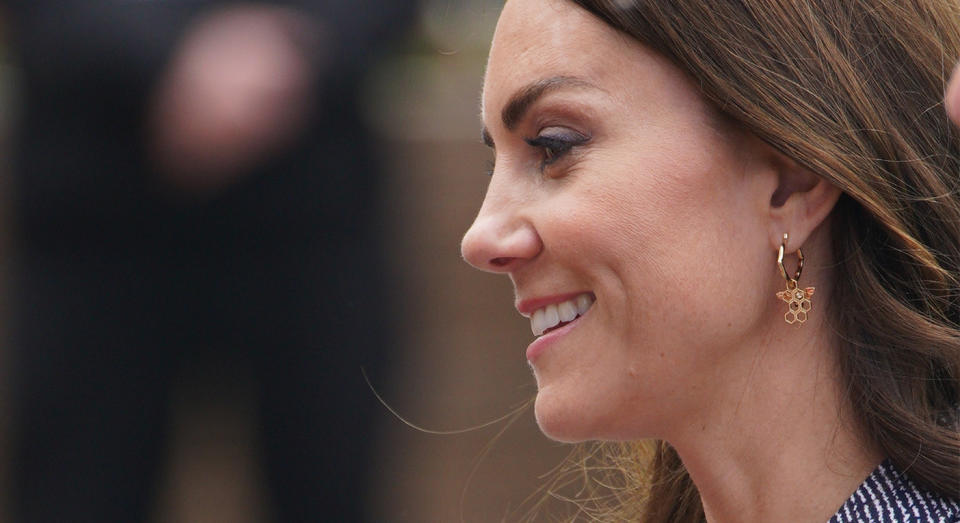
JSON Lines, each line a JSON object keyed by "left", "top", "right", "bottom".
{"left": 530, "top": 293, "right": 595, "bottom": 336}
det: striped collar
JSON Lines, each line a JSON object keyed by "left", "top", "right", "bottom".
{"left": 830, "top": 459, "right": 959, "bottom": 522}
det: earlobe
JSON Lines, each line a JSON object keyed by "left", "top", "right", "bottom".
{"left": 766, "top": 156, "right": 842, "bottom": 251}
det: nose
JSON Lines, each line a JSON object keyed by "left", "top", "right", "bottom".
{"left": 461, "top": 195, "right": 542, "bottom": 273}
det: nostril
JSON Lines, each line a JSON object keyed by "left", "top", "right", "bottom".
{"left": 461, "top": 218, "right": 541, "bottom": 273}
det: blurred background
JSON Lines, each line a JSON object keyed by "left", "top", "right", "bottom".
{"left": 0, "top": 1, "right": 571, "bottom": 521}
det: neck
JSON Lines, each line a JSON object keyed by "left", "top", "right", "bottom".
{"left": 665, "top": 313, "right": 881, "bottom": 523}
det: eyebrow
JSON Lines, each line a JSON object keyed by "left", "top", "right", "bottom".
{"left": 481, "top": 75, "right": 601, "bottom": 147}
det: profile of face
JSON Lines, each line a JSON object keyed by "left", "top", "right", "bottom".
{"left": 461, "top": 0, "right": 834, "bottom": 443}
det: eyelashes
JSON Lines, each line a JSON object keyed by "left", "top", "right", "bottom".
{"left": 524, "top": 130, "right": 587, "bottom": 167}
{"left": 485, "top": 127, "right": 590, "bottom": 176}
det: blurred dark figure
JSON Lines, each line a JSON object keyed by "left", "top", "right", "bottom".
{"left": 2, "top": 1, "right": 415, "bottom": 521}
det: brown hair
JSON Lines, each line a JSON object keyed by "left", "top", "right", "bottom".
{"left": 521, "top": 0, "right": 960, "bottom": 520}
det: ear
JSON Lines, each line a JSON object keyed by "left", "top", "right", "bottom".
{"left": 766, "top": 154, "right": 842, "bottom": 252}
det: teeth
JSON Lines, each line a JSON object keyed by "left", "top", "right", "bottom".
{"left": 544, "top": 304, "right": 559, "bottom": 327}
{"left": 576, "top": 294, "right": 592, "bottom": 314}
{"left": 532, "top": 308, "right": 546, "bottom": 334}
{"left": 530, "top": 293, "right": 594, "bottom": 336}
{"left": 557, "top": 301, "right": 577, "bottom": 322}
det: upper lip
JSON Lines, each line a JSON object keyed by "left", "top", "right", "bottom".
{"left": 516, "top": 291, "right": 592, "bottom": 317}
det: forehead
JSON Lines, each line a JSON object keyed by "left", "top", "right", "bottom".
{"left": 482, "top": 0, "right": 659, "bottom": 123}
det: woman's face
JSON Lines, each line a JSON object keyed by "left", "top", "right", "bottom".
{"left": 462, "top": 0, "right": 779, "bottom": 442}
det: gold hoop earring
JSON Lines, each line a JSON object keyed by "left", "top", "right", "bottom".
{"left": 775, "top": 233, "right": 815, "bottom": 325}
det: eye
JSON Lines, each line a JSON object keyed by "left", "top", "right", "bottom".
{"left": 525, "top": 127, "right": 590, "bottom": 168}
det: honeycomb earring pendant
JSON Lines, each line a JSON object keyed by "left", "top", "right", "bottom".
{"left": 776, "top": 233, "right": 815, "bottom": 325}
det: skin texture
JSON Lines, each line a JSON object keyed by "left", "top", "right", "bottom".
{"left": 461, "top": 0, "right": 882, "bottom": 521}
{"left": 948, "top": 63, "right": 960, "bottom": 126}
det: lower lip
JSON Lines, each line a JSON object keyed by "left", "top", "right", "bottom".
{"left": 526, "top": 310, "right": 589, "bottom": 362}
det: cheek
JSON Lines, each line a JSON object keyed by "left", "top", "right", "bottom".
{"left": 587, "top": 136, "right": 768, "bottom": 357}
{"left": 531, "top": 132, "right": 771, "bottom": 440}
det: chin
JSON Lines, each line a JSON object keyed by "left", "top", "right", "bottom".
{"left": 533, "top": 387, "right": 595, "bottom": 443}
{"left": 534, "top": 384, "right": 658, "bottom": 443}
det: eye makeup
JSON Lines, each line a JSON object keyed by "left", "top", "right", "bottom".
{"left": 526, "top": 127, "right": 590, "bottom": 168}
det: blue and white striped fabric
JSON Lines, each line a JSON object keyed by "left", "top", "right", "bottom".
{"left": 830, "top": 459, "right": 959, "bottom": 522}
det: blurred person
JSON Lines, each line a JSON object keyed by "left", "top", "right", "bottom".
{"left": 3, "top": 1, "right": 415, "bottom": 521}
{"left": 462, "top": 0, "right": 960, "bottom": 521}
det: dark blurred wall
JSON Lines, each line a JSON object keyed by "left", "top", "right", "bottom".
{"left": 364, "top": 3, "right": 570, "bottom": 520}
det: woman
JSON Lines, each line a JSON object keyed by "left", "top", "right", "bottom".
{"left": 461, "top": 0, "right": 960, "bottom": 521}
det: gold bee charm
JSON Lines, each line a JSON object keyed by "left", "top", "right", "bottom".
{"left": 776, "top": 233, "right": 814, "bottom": 325}
{"left": 776, "top": 283, "right": 815, "bottom": 325}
